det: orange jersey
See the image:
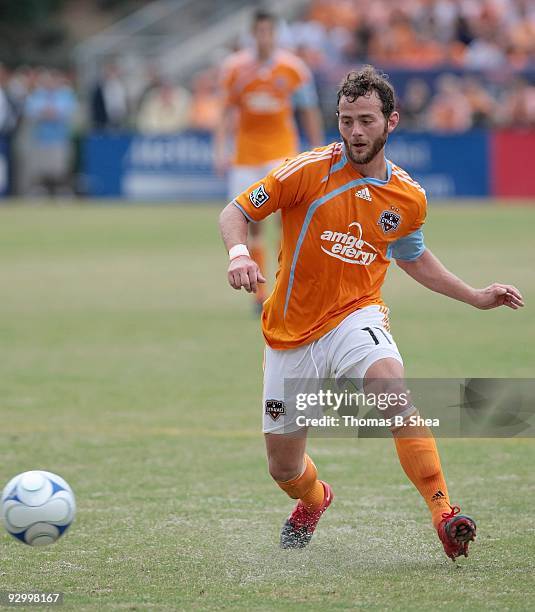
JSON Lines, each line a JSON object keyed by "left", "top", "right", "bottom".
{"left": 221, "top": 48, "right": 316, "bottom": 165}
{"left": 233, "top": 143, "right": 427, "bottom": 349}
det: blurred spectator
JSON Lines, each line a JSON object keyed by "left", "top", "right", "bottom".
{"left": 368, "top": 12, "right": 446, "bottom": 68}
{"left": 90, "top": 63, "right": 129, "bottom": 130}
{"left": 0, "top": 0, "right": 534, "bottom": 202}
{"left": 464, "top": 31, "right": 507, "bottom": 70}
{"left": 0, "top": 64, "right": 17, "bottom": 135}
{"left": 137, "top": 79, "right": 191, "bottom": 134}
{"left": 7, "top": 66, "right": 36, "bottom": 112}
{"left": 23, "top": 69, "right": 78, "bottom": 196}
{"left": 136, "top": 63, "right": 163, "bottom": 114}
{"left": 308, "top": 0, "right": 360, "bottom": 31}
{"left": 426, "top": 74, "right": 473, "bottom": 132}
{"left": 188, "top": 68, "right": 222, "bottom": 132}
{"left": 290, "top": 0, "right": 535, "bottom": 70}
{"left": 462, "top": 76, "right": 496, "bottom": 128}
{"left": 288, "top": 21, "right": 330, "bottom": 69}
{"left": 10, "top": 67, "right": 38, "bottom": 196}
{"left": 400, "top": 78, "right": 431, "bottom": 130}
{"left": 200, "top": 0, "right": 535, "bottom": 136}
{"left": 498, "top": 78, "right": 535, "bottom": 127}
{"left": 452, "top": 13, "right": 474, "bottom": 47}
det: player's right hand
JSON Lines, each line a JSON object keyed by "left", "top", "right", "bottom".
{"left": 228, "top": 256, "right": 266, "bottom": 293}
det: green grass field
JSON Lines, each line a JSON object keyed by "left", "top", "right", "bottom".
{"left": 0, "top": 202, "right": 534, "bottom": 611}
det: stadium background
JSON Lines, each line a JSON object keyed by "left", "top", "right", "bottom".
{"left": 1, "top": 1, "right": 534, "bottom": 610}
{"left": 0, "top": 0, "right": 534, "bottom": 199}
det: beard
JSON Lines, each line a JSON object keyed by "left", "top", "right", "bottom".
{"left": 343, "top": 124, "right": 388, "bottom": 165}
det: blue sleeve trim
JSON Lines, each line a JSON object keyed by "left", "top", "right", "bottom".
{"left": 232, "top": 200, "right": 257, "bottom": 223}
{"left": 292, "top": 81, "right": 318, "bottom": 109}
{"left": 387, "top": 228, "right": 425, "bottom": 261}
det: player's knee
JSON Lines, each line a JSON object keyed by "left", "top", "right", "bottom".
{"left": 363, "top": 372, "right": 413, "bottom": 420}
{"left": 267, "top": 457, "right": 302, "bottom": 482}
{"left": 364, "top": 357, "right": 404, "bottom": 380}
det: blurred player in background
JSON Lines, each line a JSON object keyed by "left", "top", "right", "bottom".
{"left": 214, "top": 9, "right": 324, "bottom": 312}
{"left": 219, "top": 66, "right": 524, "bottom": 560}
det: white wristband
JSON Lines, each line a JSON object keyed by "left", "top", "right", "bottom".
{"left": 229, "top": 244, "right": 250, "bottom": 261}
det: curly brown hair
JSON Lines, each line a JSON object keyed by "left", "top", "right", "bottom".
{"left": 337, "top": 65, "right": 396, "bottom": 121}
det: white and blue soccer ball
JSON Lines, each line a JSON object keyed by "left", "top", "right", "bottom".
{"left": 1, "top": 470, "right": 76, "bottom": 546}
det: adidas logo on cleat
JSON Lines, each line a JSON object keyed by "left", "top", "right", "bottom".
{"left": 355, "top": 187, "right": 372, "bottom": 201}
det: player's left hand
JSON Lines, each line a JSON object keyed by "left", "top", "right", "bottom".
{"left": 473, "top": 283, "right": 525, "bottom": 310}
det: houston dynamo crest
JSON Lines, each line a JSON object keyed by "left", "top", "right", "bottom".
{"left": 378, "top": 210, "right": 401, "bottom": 233}
{"left": 265, "top": 399, "right": 285, "bottom": 421}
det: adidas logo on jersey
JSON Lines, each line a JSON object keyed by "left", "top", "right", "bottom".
{"left": 355, "top": 187, "right": 372, "bottom": 201}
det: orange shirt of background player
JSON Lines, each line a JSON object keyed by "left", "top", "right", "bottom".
{"left": 221, "top": 48, "right": 314, "bottom": 165}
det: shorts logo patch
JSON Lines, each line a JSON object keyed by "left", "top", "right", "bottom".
{"left": 249, "top": 184, "right": 270, "bottom": 208}
{"left": 265, "top": 399, "right": 285, "bottom": 421}
{"left": 378, "top": 210, "right": 401, "bottom": 233}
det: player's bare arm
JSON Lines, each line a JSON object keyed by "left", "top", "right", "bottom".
{"left": 396, "top": 248, "right": 524, "bottom": 310}
{"left": 213, "top": 105, "right": 237, "bottom": 176}
{"left": 219, "top": 203, "right": 266, "bottom": 294}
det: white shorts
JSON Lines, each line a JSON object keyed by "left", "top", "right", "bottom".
{"left": 228, "top": 160, "right": 285, "bottom": 201}
{"left": 262, "top": 305, "right": 403, "bottom": 433}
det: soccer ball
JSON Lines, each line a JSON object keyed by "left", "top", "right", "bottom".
{"left": 1, "top": 470, "right": 76, "bottom": 546}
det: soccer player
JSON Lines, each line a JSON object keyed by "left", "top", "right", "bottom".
{"left": 214, "top": 9, "right": 324, "bottom": 311}
{"left": 218, "top": 66, "right": 524, "bottom": 560}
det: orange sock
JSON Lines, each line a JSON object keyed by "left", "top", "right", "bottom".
{"left": 250, "top": 244, "right": 267, "bottom": 302}
{"left": 393, "top": 426, "right": 451, "bottom": 528}
{"left": 276, "top": 454, "right": 325, "bottom": 512}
